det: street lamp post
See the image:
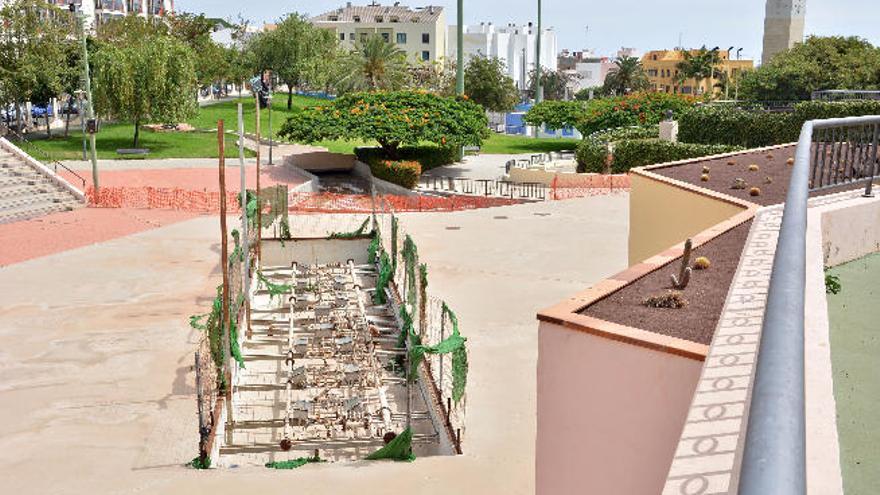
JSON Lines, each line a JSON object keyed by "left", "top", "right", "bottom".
{"left": 455, "top": 0, "right": 464, "bottom": 95}
{"left": 70, "top": 2, "right": 99, "bottom": 194}
{"left": 535, "top": 0, "right": 544, "bottom": 104}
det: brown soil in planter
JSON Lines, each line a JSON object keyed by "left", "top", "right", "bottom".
{"left": 655, "top": 146, "right": 797, "bottom": 206}
{"left": 654, "top": 145, "right": 872, "bottom": 206}
{"left": 582, "top": 220, "right": 752, "bottom": 345}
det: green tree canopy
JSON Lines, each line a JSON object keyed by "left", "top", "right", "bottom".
{"left": 528, "top": 68, "right": 576, "bottom": 101}
{"left": 279, "top": 91, "right": 489, "bottom": 158}
{"left": 462, "top": 55, "right": 519, "bottom": 112}
{"left": 335, "top": 34, "right": 410, "bottom": 94}
{"left": 675, "top": 46, "right": 722, "bottom": 96}
{"left": 92, "top": 34, "right": 198, "bottom": 147}
{"left": 246, "top": 13, "right": 338, "bottom": 108}
{"left": 740, "top": 36, "right": 880, "bottom": 101}
{"left": 602, "top": 55, "right": 651, "bottom": 95}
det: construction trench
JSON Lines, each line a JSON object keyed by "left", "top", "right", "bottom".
{"left": 211, "top": 236, "right": 459, "bottom": 468}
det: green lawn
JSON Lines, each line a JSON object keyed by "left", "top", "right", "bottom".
{"left": 23, "top": 94, "right": 580, "bottom": 160}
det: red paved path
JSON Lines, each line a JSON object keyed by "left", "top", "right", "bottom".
{"left": 59, "top": 165, "right": 304, "bottom": 192}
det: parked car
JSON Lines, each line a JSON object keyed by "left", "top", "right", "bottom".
{"left": 31, "top": 104, "right": 54, "bottom": 118}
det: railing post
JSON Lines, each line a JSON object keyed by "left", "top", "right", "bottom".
{"left": 865, "top": 122, "right": 879, "bottom": 197}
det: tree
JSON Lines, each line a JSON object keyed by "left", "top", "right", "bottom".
{"left": 0, "top": 0, "right": 77, "bottom": 135}
{"left": 603, "top": 55, "right": 651, "bottom": 95}
{"left": 167, "top": 13, "right": 230, "bottom": 93}
{"left": 279, "top": 91, "right": 489, "bottom": 158}
{"left": 528, "top": 68, "right": 577, "bottom": 101}
{"left": 247, "top": 13, "right": 337, "bottom": 108}
{"left": 335, "top": 35, "right": 410, "bottom": 93}
{"left": 463, "top": 56, "right": 519, "bottom": 112}
{"left": 407, "top": 59, "right": 455, "bottom": 96}
{"left": 739, "top": 36, "right": 880, "bottom": 101}
{"left": 675, "top": 46, "right": 721, "bottom": 96}
{"left": 92, "top": 35, "right": 198, "bottom": 147}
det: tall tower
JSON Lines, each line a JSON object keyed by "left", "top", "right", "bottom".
{"left": 762, "top": 0, "right": 806, "bottom": 65}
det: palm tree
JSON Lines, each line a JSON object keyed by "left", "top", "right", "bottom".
{"left": 675, "top": 46, "right": 721, "bottom": 97}
{"left": 603, "top": 55, "right": 650, "bottom": 95}
{"left": 336, "top": 34, "right": 409, "bottom": 93}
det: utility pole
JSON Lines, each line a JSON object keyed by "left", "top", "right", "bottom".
{"left": 535, "top": 0, "right": 544, "bottom": 104}
{"left": 455, "top": 0, "right": 464, "bottom": 95}
{"left": 71, "top": 3, "right": 99, "bottom": 195}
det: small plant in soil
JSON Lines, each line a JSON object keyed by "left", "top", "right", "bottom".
{"left": 825, "top": 271, "right": 842, "bottom": 295}
{"left": 750, "top": 187, "right": 762, "bottom": 197}
{"left": 731, "top": 178, "right": 747, "bottom": 190}
{"left": 727, "top": 160, "right": 736, "bottom": 166}
{"left": 748, "top": 164, "right": 759, "bottom": 172}
{"left": 787, "top": 157, "right": 795, "bottom": 165}
{"left": 670, "top": 238, "right": 693, "bottom": 289}
{"left": 764, "top": 176, "right": 773, "bottom": 184}
{"left": 766, "top": 153, "right": 774, "bottom": 160}
{"left": 701, "top": 174, "right": 710, "bottom": 182}
{"left": 693, "top": 256, "right": 711, "bottom": 270}
{"left": 644, "top": 290, "right": 688, "bottom": 309}
{"left": 702, "top": 165, "right": 711, "bottom": 174}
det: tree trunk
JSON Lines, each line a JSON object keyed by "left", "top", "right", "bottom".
{"left": 45, "top": 111, "right": 51, "bottom": 138}
{"left": 287, "top": 86, "right": 293, "bottom": 110}
{"left": 64, "top": 96, "right": 72, "bottom": 138}
{"left": 133, "top": 119, "right": 140, "bottom": 148}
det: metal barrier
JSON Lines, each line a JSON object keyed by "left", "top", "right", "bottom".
{"left": 738, "top": 115, "right": 880, "bottom": 494}
{"left": 419, "top": 176, "right": 548, "bottom": 201}
{"left": 811, "top": 90, "right": 880, "bottom": 102}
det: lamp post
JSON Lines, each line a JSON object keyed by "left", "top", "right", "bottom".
{"left": 70, "top": 1, "right": 99, "bottom": 194}
{"left": 455, "top": 0, "right": 464, "bottom": 95}
{"left": 535, "top": 0, "right": 544, "bottom": 104}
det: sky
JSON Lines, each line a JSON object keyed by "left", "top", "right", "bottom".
{"left": 176, "top": 0, "right": 880, "bottom": 62}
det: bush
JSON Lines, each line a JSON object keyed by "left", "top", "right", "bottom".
{"left": 611, "top": 139, "right": 743, "bottom": 173}
{"left": 355, "top": 144, "right": 459, "bottom": 173}
{"left": 367, "top": 158, "right": 422, "bottom": 189}
{"left": 679, "top": 100, "right": 880, "bottom": 148}
{"left": 576, "top": 139, "right": 608, "bottom": 173}
{"left": 526, "top": 93, "right": 696, "bottom": 136}
{"left": 279, "top": 91, "right": 489, "bottom": 157}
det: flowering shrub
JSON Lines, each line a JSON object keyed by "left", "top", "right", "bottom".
{"left": 525, "top": 92, "right": 697, "bottom": 136}
{"left": 279, "top": 91, "right": 489, "bottom": 158}
{"left": 368, "top": 159, "right": 422, "bottom": 189}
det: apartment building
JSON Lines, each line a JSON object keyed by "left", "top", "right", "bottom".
{"left": 311, "top": 2, "right": 446, "bottom": 64}
{"left": 641, "top": 49, "right": 754, "bottom": 96}
{"left": 446, "top": 22, "right": 557, "bottom": 91}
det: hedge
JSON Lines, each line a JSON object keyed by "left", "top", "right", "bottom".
{"left": 576, "top": 125, "right": 660, "bottom": 173}
{"left": 364, "top": 157, "right": 422, "bottom": 189}
{"left": 611, "top": 140, "right": 743, "bottom": 173}
{"left": 679, "top": 100, "right": 880, "bottom": 148}
{"left": 355, "top": 144, "right": 459, "bottom": 173}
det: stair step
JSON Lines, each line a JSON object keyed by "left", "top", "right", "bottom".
{"left": 0, "top": 201, "right": 74, "bottom": 224}
{"left": 0, "top": 191, "right": 75, "bottom": 212}
{"left": 0, "top": 184, "right": 55, "bottom": 200}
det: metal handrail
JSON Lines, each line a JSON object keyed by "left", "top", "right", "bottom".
{"left": 738, "top": 115, "right": 880, "bottom": 494}
{"left": 418, "top": 175, "right": 548, "bottom": 200}
{"left": 4, "top": 129, "right": 88, "bottom": 190}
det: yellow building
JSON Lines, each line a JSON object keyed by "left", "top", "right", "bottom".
{"left": 641, "top": 49, "right": 754, "bottom": 97}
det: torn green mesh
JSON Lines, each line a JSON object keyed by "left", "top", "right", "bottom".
{"left": 391, "top": 216, "right": 399, "bottom": 274}
{"left": 368, "top": 228, "right": 381, "bottom": 265}
{"left": 329, "top": 217, "right": 371, "bottom": 239}
{"left": 190, "top": 455, "right": 211, "bottom": 469}
{"left": 365, "top": 427, "right": 415, "bottom": 462}
{"left": 265, "top": 454, "right": 324, "bottom": 469}
{"left": 402, "top": 235, "right": 418, "bottom": 315}
{"left": 373, "top": 251, "right": 393, "bottom": 305}
{"left": 257, "top": 270, "right": 292, "bottom": 301}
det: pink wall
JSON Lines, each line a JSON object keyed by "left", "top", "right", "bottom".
{"left": 536, "top": 321, "right": 703, "bottom": 495}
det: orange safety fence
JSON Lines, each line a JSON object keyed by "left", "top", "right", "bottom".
{"left": 86, "top": 187, "right": 526, "bottom": 213}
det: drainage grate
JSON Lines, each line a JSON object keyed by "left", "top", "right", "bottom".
{"left": 445, "top": 226, "right": 461, "bottom": 231}
{"left": 493, "top": 216, "right": 509, "bottom": 220}
{"left": 533, "top": 212, "right": 551, "bottom": 217}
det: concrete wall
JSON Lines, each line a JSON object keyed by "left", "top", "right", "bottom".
{"left": 820, "top": 193, "right": 880, "bottom": 266}
{"left": 288, "top": 151, "right": 355, "bottom": 173}
{"left": 536, "top": 321, "right": 703, "bottom": 495}
{"left": 629, "top": 172, "right": 746, "bottom": 266}
{"left": 261, "top": 238, "right": 371, "bottom": 267}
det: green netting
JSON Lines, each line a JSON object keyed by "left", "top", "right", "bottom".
{"left": 402, "top": 235, "right": 418, "bottom": 314}
{"left": 265, "top": 454, "right": 324, "bottom": 469}
{"left": 368, "top": 228, "right": 381, "bottom": 265}
{"left": 391, "top": 216, "right": 399, "bottom": 274}
{"left": 257, "top": 270, "right": 292, "bottom": 301}
{"left": 409, "top": 324, "right": 466, "bottom": 381}
{"left": 365, "top": 427, "right": 415, "bottom": 462}
{"left": 237, "top": 190, "right": 259, "bottom": 231}
{"left": 230, "top": 229, "right": 243, "bottom": 263}
{"left": 329, "top": 217, "right": 371, "bottom": 239}
{"left": 373, "top": 251, "right": 392, "bottom": 305}
{"left": 190, "top": 455, "right": 211, "bottom": 469}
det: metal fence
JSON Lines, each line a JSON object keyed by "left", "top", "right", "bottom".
{"left": 419, "top": 176, "right": 548, "bottom": 201}
{"left": 811, "top": 90, "right": 880, "bottom": 102}
{"left": 738, "top": 115, "right": 880, "bottom": 494}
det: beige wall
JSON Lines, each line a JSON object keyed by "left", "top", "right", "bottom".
{"left": 628, "top": 172, "right": 746, "bottom": 265}
{"left": 820, "top": 190, "right": 880, "bottom": 266}
{"left": 289, "top": 151, "right": 355, "bottom": 173}
{"left": 536, "top": 321, "right": 703, "bottom": 495}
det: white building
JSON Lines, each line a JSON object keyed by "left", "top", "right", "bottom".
{"left": 446, "top": 22, "right": 558, "bottom": 91}
{"left": 311, "top": 2, "right": 447, "bottom": 65}
{"left": 49, "top": 0, "right": 174, "bottom": 30}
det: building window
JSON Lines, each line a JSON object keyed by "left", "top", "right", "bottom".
{"left": 349, "top": 33, "right": 355, "bottom": 40}
{"left": 421, "top": 50, "right": 430, "bottom": 61}
{"left": 329, "top": 15, "right": 338, "bottom": 21}
{"left": 648, "top": 69, "right": 658, "bottom": 77}
{"left": 396, "top": 32, "right": 407, "bottom": 44}
{"left": 353, "top": 15, "right": 361, "bottom": 22}
{"left": 422, "top": 33, "right": 430, "bottom": 44}
{"left": 360, "top": 33, "right": 368, "bottom": 41}
{"left": 375, "top": 16, "right": 384, "bottom": 22}
{"left": 339, "top": 33, "right": 345, "bottom": 41}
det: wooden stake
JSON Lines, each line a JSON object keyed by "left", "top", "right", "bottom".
{"left": 218, "top": 120, "right": 233, "bottom": 426}
{"left": 255, "top": 95, "right": 262, "bottom": 262}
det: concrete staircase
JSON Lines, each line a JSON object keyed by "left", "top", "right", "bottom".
{"left": 0, "top": 147, "right": 82, "bottom": 224}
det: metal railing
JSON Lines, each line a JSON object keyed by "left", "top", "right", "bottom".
{"left": 811, "top": 90, "right": 880, "bottom": 102}
{"left": 738, "top": 115, "right": 880, "bottom": 494}
{"left": 418, "top": 176, "right": 548, "bottom": 201}
{"left": 4, "top": 129, "right": 88, "bottom": 190}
